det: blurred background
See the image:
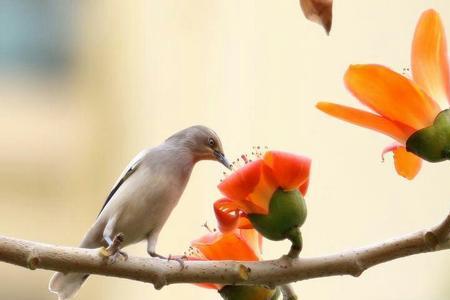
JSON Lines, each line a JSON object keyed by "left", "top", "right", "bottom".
{"left": 0, "top": 0, "right": 449, "bottom": 299}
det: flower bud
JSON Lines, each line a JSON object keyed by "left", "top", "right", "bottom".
{"left": 247, "top": 189, "right": 307, "bottom": 257}
{"left": 407, "top": 109, "right": 450, "bottom": 162}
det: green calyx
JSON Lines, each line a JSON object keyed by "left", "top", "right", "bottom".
{"left": 247, "top": 189, "right": 306, "bottom": 247}
{"left": 406, "top": 109, "right": 450, "bottom": 162}
{"left": 219, "top": 285, "right": 280, "bottom": 300}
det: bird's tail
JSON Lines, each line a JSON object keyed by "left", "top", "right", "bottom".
{"left": 49, "top": 272, "right": 89, "bottom": 300}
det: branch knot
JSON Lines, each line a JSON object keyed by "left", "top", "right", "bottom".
{"left": 237, "top": 264, "right": 250, "bottom": 281}
{"left": 424, "top": 231, "right": 439, "bottom": 250}
{"left": 26, "top": 250, "right": 40, "bottom": 270}
{"left": 349, "top": 253, "right": 365, "bottom": 277}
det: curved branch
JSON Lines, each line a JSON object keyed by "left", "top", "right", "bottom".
{"left": 0, "top": 211, "right": 448, "bottom": 289}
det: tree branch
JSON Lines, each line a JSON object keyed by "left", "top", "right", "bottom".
{"left": 0, "top": 211, "right": 448, "bottom": 290}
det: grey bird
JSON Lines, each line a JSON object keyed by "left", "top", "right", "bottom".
{"left": 49, "top": 125, "right": 230, "bottom": 300}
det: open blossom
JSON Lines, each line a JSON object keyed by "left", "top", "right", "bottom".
{"left": 191, "top": 219, "right": 262, "bottom": 263}
{"left": 188, "top": 220, "right": 280, "bottom": 300}
{"left": 214, "top": 150, "right": 311, "bottom": 259}
{"left": 316, "top": 9, "right": 450, "bottom": 180}
{"left": 217, "top": 150, "right": 310, "bottom": 217}
{"left": 185, "top": 150, "right": 310, "bottom": 298}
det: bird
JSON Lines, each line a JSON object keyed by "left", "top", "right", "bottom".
{"left": 49, "top": 125, "right": 231, "bottom": 300}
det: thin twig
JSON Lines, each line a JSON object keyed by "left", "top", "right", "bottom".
{"left": 280, "top": 284, "right": 298, "bottom": 300}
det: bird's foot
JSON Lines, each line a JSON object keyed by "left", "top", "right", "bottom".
{"left": 168, "top": 254, "right": 187, "bottom": 270}
{"left": 115, "top": 250, "right": 128, "bottom": 261}
{"left": 99, "top": 233, "right": 127, "bottom": 263}
{"left": 99, "top": 249, "right": 128, "bottom": 263}
{"left": 149, "top": 252, "right": 186, "bottom": 270}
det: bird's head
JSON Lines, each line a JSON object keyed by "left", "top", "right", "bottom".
{"left": 166, "top": 125, "right": 231, "bottom": 169}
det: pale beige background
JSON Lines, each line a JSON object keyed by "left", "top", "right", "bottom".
{"left": 0, "top": 1, "right": 449, "bottom": 299}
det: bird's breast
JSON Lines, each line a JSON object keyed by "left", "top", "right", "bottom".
{"left": 112, "top": 165, "right": 192, "bottom": 243}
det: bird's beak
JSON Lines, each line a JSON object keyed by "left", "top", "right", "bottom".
{"left": 214, "top": 150, "right": 232, "bottom": 170}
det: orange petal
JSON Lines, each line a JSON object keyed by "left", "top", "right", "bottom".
{"left": 299, "top": 178, "right": 309, "bottom": 196}
{"left": 238, "top": 229, "right": 262, "bottom": 258}
{"left": 412, "top": 9, "right": 450, "bottom": 105}
{"left": 214, "top": 199, "right": 241, "bottom": 233}
{"left": 218, "top": 159, "right": 277, "bottom": 215}
{"left": 236, "top": 215, "right": 253, "bottom": 229}
{"left": 192, "top": 232, "right": 259, "bottom": 261}
{"left": 246, "top": 164, "right": 278, "bottom": 214}
{"left": 214, "top": 199, "right": 254, "bottom": 232}
{"left": 345, "top": 64, "right": 441, "bottom": 129}
{"left": 317, "top": 102, "right": 415, "bottom": 142}
{"left": 216, "top": 198, "right": 268, "bottom": 215}
{"left": 263, "top": 151, "right": 311, "bottom": 191}
{"left": 195, "top": 283, "right": 221, "bottom": 290}
{"left": 392, "top": 146, "right": 422, "bottom": 180}
{"left": 218, "top": 160, "right": 263, "bottom": 201}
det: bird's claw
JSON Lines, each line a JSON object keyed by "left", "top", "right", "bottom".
{"left": 167, "top": 254, "right": 187, "bottom": 270}
{"left": 149, "top": 252, "right": 186, "bottom": 270}
{"left": 99, "top": 233, "right": 127, "bottom": 263}
{"left": 118, "top": 250, "right": 128, "bottom": 261}
{"left": 99, "top": 246, "right": 111, "bottom": 257}
{"left": 99, "top": 247, "right": 128, "bottom": 263}
{"left": 111, "top": 250, "right": 128, "bottom": 263}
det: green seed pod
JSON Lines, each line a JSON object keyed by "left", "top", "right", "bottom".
{"left": 247, "top": 189, "right": 306, "bottom": 257}
{"left": 406, "top": 109, "right": 450, "bottom": 162}
{"left": 219, "top": 285, "right": 280, "bottom": 300}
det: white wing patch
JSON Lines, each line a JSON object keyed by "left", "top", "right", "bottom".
{"left": 97, "top": 149, "right": 148, "bottom": 217}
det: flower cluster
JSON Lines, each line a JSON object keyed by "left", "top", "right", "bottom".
{"left": 187, "top": 8, "right": 450, "bottom": 300}
{"left": 186, "top": 150, "right": 311, "bottom": 300}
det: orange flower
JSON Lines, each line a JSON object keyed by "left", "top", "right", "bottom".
{"left": 189, "top": 223, "right": 262, "bottom": 290}
{"left": 217, "top": 150, "right": 311, "bottom": 219}
{"left": 316, "top": 9, "right": 449, "bottom": 180}
{"left": 213, "top": 151, "right": 310, "bottom": 260}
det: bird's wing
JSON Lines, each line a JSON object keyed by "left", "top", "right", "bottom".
{"left": 97, "top": 149, "right": 148, "bottom": 217}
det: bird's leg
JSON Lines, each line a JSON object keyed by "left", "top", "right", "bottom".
{"left": 167, "top": 254, "right": 188, "bottom": 269}
{"left": 99, "top": 233, "right": 128, "bottom": 262}
{"left": 99, "top": 217, "right": 128, "bottom": 261}
{"left": 147, "top": 231, "right": 185, "bottom": 269}
{"left": 148, "top": 251, "right": 187, "bottom": 270}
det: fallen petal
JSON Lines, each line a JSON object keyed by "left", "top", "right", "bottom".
{"left": 299, "top": 0, "right": 333, "bottom": 34}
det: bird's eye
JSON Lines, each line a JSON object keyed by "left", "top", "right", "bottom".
{"left": 208, "top": 138, "right": 215, "bottom": 147}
